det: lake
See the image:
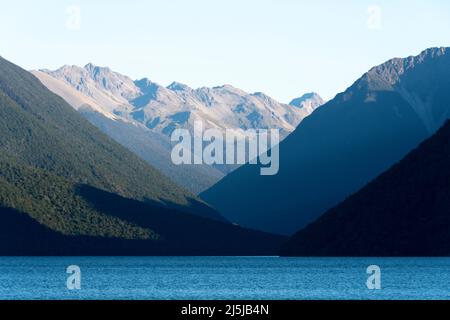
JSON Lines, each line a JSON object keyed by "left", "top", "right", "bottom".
{"left": 0, "top": 257, "right": 449, "bottom": 300}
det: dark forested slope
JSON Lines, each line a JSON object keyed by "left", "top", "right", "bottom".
{"left": 282, "top": 120, "right": 450, "bottom": 256}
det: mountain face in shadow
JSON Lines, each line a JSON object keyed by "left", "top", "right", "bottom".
{"left": 0, "top": 185, "right": 285, "bottom": 256}
{"left": 281, "top": 120, "right": 450, "bottom": 256}
{"left": 201, "top": 47, "right": 450, "bottom": 235}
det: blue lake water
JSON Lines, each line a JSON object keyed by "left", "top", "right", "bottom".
{"left": 0, "top": 257, "right": 449, "bottom": 300}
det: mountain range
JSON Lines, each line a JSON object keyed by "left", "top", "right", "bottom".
{"left": 32, "top": 66, "right": 324, "bottom": 193}
{"left": 0, "top": 55, "right": 285, "bottom": 255}
{"left": 201, "top": 47, "right": 450, "bottom": 235}
{"left": 2, "top": 46, "right": 448, "bottom": 257}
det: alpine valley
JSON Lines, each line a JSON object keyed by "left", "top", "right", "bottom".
{"left": 1, "top": 47, "right": 450, "bottom": 257}
{"left": 0, "top": 56, "right": 285, "bottom": 255}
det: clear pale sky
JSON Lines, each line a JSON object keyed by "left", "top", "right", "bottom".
{"left": 1, "top": 0, "right": 450, "bottom": 102}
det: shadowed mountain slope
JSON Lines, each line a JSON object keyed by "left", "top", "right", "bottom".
{"left": 202, "top": 47, "right": 450, "bottom": 235}
{"left": 282, "top": 120, "right": 450, "bottom": 256}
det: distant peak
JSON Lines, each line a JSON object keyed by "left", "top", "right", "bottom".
{"left": 289, "top": 92, "right": 324, "bottom": 108}
{"left": 252, "top": 92, "right": 274, "bottom": 102}
{"left": 135, "top": 77, "right": 155, "bottom": 89}
{"left": 135, "top": 77, "right": 152, "bottom": 85}
{"left": 212, "top": 84, "right": 247, "bottom": 95}
{"left": 213, "top": 84, "right": 236, "bottom": 90}
{"left": 167, "top": 81, "right": 192, "bottom": 91}
{"left": 134, "top": 77, "right": 162, "bottom": 95}
{"left": 420, "top": 47, "right": 448, "bottom": 57}
{"left": 252, "top": 91, "right": 267, "bottom": 97}
{"left": 56, "top": 64, "right": 82, "bottom": 71}
{"left": 83, "top": 62, "right": 97, "bottom": 71}
{"left": 43, "top": 64, "right": 86, "bottom": 77}
{"left": 83, "top": 63, "right": 112, "bottom": 75}
{"left": 300, "top": 92, "right": 320, "bottom": 100}
{"left": 37, "top": 68, "right": 52, "bottom": 73}
{"left": 355, "top": 46, "right": 450, "bottom": 91}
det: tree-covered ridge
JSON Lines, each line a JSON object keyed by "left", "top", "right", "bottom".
{"left": 0, "top": 152, "right": 285, "bottom": 255}
{"left": 0, "top": 157, "right": 157, "bottom": 239}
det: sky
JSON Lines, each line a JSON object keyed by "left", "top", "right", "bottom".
{"left": 1, "top": 0, "right": 450, "bottom": 102}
